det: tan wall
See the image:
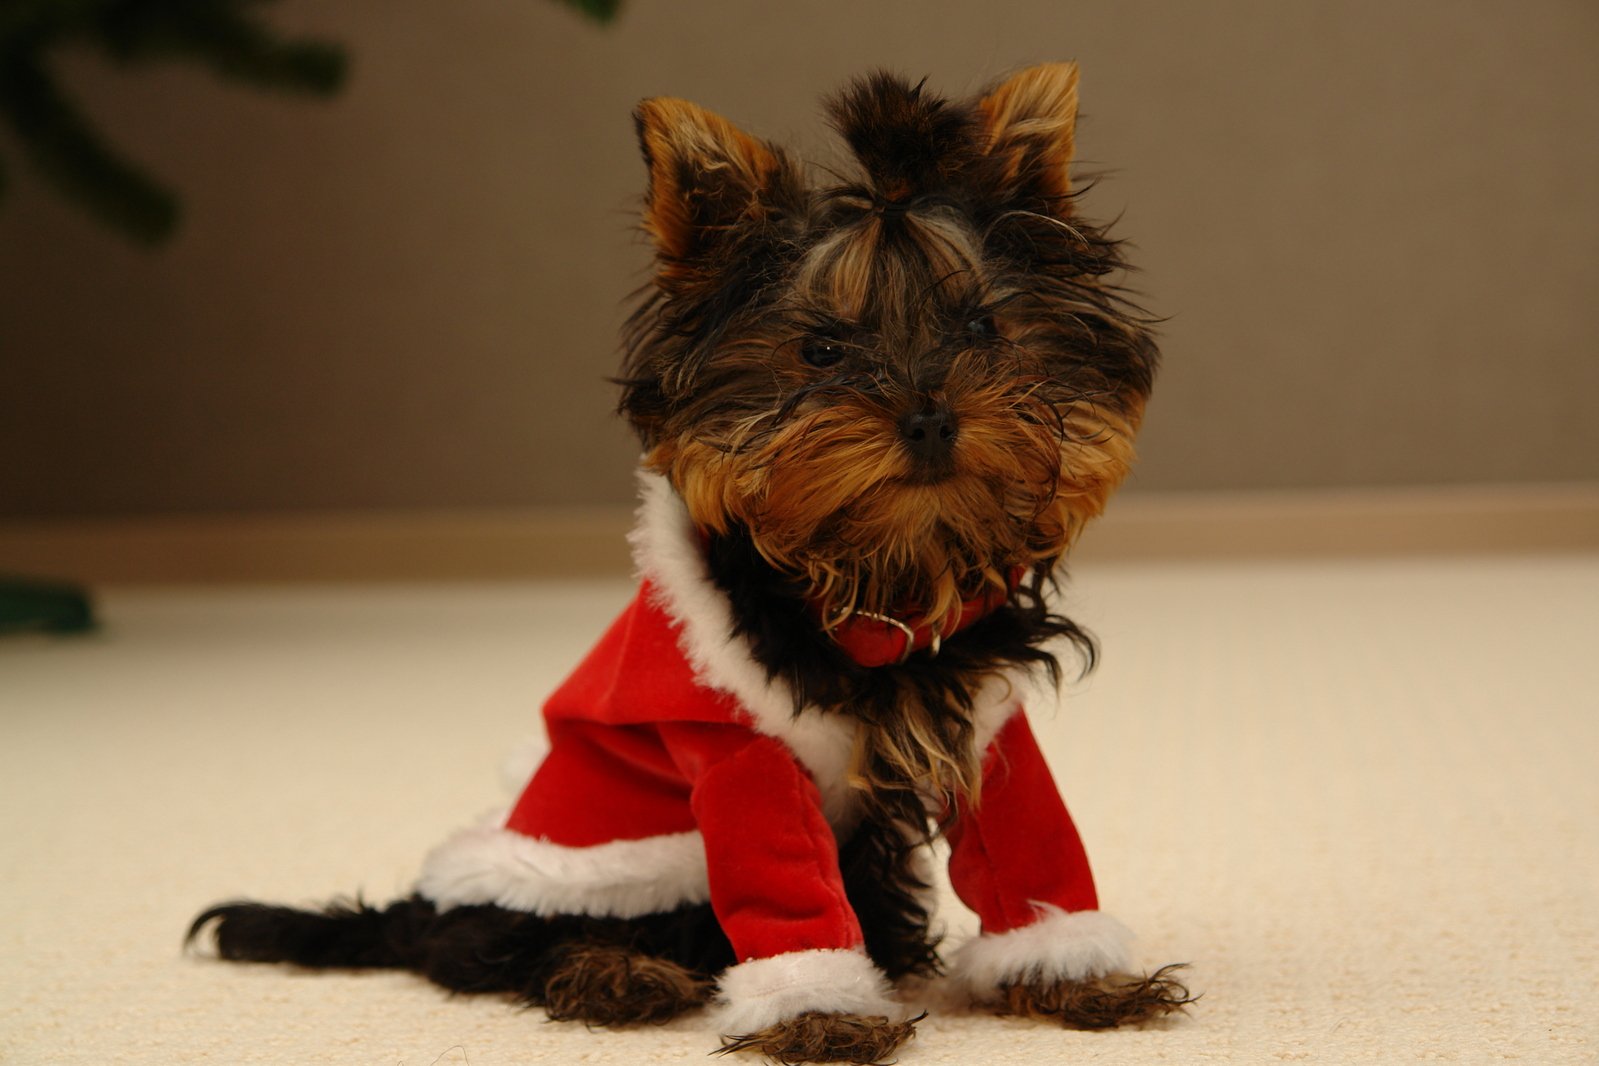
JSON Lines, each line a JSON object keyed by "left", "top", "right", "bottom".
{"left": 2, "top": 0, "right": 1596, "bottom": 519}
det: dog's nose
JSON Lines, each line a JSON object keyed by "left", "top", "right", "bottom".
{"left": 897, "top": 402, "right": 958, "bottom": 465}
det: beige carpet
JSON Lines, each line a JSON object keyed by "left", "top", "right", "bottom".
{"left": 3, "top": 555, "right": 1596, "bottom": 1064}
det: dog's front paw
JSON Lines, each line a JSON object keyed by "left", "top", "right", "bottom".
{"left": 716, "top": 1010, "right": 921, "bottom": 1065}
{"left": 995, "top": 964, "right": 1195, "bottom": 1029}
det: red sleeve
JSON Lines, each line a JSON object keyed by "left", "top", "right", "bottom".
{"left": 946, "top": 711, "right": 1100, "bottom": 934}
{"left": 657, "top": 721, "right": 864, "bottom": 962}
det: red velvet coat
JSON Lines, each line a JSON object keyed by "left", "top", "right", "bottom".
{"left": 414, "top": 474, "right": 1133, "bottom": 1028}
{"left": 501, "top": 580, "right": 1101, "bottom": 964}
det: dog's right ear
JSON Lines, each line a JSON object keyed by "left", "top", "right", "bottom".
{"left": 634, "top": 98, "right": 800, "bottom": 274}
{"left": 974, "top": 62, "right": 1080, "bottom": 208}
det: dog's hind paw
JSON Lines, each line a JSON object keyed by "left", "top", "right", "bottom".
{"left": 540, "top": 943, "right": 712, "bottom": 1026}
{"left": 715, "top": 1010, "right": 921, "bottom": 1065}
{"left": 996, "top": 964, "right": 1195, "bottom": 1029}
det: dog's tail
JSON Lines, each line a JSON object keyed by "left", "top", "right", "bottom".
{"left": 186, "top": 896, "right": 433, "bottom": 971}
{"left": 185, "top": 895, "right": 732, "bottom": 1001}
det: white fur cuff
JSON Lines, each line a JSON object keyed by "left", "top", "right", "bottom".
{"left": 415, "top": 811, "right": 710, "bottom": 919}
{"left": 712, "top": 948, "right": 903, "bottom": 1034}
{"left": 949, "top": 906, "right": 1134, "bottom": 997}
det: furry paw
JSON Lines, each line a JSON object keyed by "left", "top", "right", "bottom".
{"left": 716, "top": 1010, "right": 921, "bottom": 1065}
{"left": 541, "top": 944, "right": 712, "bottom": 1026}
{"left": 995, "top": 964, "right": 1195, "bottom": 1029}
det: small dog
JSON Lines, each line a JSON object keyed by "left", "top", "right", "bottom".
{"left": 189, "top": 64, "right": 1191, "bottom": 1063}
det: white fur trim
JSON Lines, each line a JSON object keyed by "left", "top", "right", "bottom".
{"left": 712, "top": 948, "right": 903, "bottom": 1033}
{"left": 630, "top": 472, "right": 861, "bottom": 827}
{"left": 415, "top": 810, "right": 709, "bottom": 918}
{"left": 949, "top": 906, "right": 1134, "bottom": 996}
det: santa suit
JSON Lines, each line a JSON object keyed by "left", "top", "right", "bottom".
{"left": 417, "top": 474, "right": 1134, "bottom": 1031}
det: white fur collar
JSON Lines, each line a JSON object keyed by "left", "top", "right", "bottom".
{"left": 627, "top": 470, "right": 1029, "bottom": 822}
{"left": 630, "top": 472, "right": 860, "bottom": 826}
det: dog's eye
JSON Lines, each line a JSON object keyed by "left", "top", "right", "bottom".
{"left": 801, "top": 338, "right": 848, "bottom": 368}
{"left": 966, "top": 315, "right": 998, "bottom": 338}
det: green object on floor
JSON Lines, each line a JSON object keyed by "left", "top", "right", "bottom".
{"left": 0, "top": 575, "right": 96, "bottom": 635}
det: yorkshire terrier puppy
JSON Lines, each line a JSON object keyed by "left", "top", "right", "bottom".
{"left": 189, "top": 63, "right": 1191, "bottom": 1063}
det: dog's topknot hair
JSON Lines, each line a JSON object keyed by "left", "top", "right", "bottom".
{"left": 826, "top": 72, "right": 982, "bottom": 203}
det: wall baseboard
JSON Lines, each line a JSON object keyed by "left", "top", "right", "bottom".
{"left": 2, "top": 483, "right": 1595, "bottom": 585}
{"left": 1076, "top": 482, "right": 1599, "bottom": 562}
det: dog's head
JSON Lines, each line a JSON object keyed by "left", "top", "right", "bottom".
{"left": 621, "top": 65, "right": 1155, "bottom": 632}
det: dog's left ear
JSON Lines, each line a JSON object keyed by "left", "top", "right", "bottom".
{"left": 633, "top": 98, "right": 800, "bottom": 273}
{"left": 975, "top": 62, "right": 1080, "bottom": 206}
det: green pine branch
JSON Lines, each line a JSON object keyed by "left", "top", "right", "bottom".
{"left": 95, "top": 0, "right": 346, "bottom": 93}
{"left": 0, "top": 0, "right": 348, "bottom": 246}
{"left": 0, "top": 0, "right": 621, "bottom": 247}
{"left": 561, "top": 0, "right": 622, "bottom": 23}
{"left": 0, "top": 47, "right": 177, "bottom": 242}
